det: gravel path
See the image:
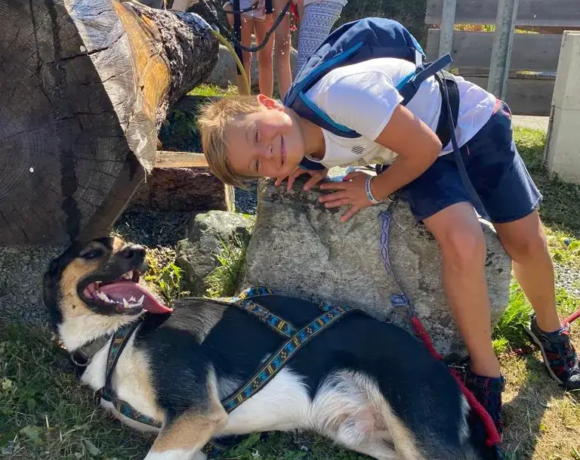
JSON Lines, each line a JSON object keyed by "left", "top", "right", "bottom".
{"left": 555, "top": 262, "right": 580, "bottom": 299}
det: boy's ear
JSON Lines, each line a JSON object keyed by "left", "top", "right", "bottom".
{"left": 257, "top": 94, "right": 284, "bottom": 111}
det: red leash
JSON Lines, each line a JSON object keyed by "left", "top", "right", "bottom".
{"left": 411, "top": 316, "right": 502, "bottom": 448}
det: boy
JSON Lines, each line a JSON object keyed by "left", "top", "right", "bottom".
{"left": 197, "top": 56, "right": 580, "bottom": 433}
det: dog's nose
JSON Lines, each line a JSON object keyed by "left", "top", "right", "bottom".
{"left": 120, "top": 244, "right": 146, "bottom": 262}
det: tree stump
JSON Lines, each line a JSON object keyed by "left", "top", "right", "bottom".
{"left": 0, "top": 0, "right": 219, "bottom": 245}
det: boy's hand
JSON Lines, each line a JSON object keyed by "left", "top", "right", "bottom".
{"left": 318, "top": 171, "right": 374, "bottom": 223}
{"left": 275, "top": 167, "right": 328, "bottom": 193}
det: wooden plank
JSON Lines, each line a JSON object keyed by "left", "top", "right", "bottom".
{"left": 154, "top": 151, "right": 208, "bottom": 168}
{"left": 426, "top": 0, "right": 580, "bottom": 27}
{"left": 426, "top": 30, "right": 563, "bottom": 72}
{"left": 467, "top": 76, "right": 554, "bottom": 116}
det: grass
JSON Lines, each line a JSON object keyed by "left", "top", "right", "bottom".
{"left": 2, "top": 126, "right": 580, "bottom": 459}
{"left": 0, "top": 321, "right": 151, "bottom": 459}
{"left": 204, "top": 234, "right": 249, "bottom": 299}
{"left": 188, "top": 84, "right": 238, "bottom": 97}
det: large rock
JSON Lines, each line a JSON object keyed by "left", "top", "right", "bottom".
{"left": 205, "top": 44, "right": 298, "bottom": 91}
{"left": 176, "top": 211, "right": 255, "bottom": 295}
{"left": 240, "top": 178, "right": 512, "bottom": 358}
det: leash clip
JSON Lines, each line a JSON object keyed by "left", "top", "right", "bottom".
{"left": 70, "top": 352, "right": 90, "bottom": 368}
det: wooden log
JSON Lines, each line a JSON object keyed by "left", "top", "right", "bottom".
{"left": 0, "top": 0, "right": 218, "bottom": 245}
{"left": 129, "top": 165, "right": 234, "bottom": 213}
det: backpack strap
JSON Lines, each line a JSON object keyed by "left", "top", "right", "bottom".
{"left": 437, "top": 71, "right": 490, "bottom": 221}
{"left": 398, "top": 53, "right": 453, "bottom": 104}
{"left": 434, "top": 71, "right": 459, "bottom": 151}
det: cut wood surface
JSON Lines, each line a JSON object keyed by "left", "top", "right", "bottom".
{"left": 0, "top": 0, "right": 218, "bottom": 245}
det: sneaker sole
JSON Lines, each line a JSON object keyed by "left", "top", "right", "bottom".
{"left": 525, "top": 324, "right": 566, "bottom": 385}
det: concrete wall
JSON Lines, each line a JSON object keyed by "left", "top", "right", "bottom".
{"left": 545, "top": 31, "right": 580, "bottom": 185}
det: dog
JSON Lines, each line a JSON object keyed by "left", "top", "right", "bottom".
{"left": 43, "top": 236, "right": 498, "bottom": 460}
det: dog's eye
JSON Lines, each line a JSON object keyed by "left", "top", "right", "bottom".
{"left": 80, "top": 249, "right": 104, "bottom": 260}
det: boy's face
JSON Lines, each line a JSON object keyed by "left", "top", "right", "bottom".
{"left": 225, "top": 95, "right": 305, "bottom": 180}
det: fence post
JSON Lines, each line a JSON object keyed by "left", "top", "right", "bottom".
{"left": 545, "top": 31, "right": 580, "bottom": 185}
{"left": 487, "top": 0, "right": 520, "bottom": 99}
{"left": 438, "top": 0, "right": 457, "bottom": 58}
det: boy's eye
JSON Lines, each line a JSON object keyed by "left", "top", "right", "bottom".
{"left": 255, "top": 159, "right": 260, "bottom": 173}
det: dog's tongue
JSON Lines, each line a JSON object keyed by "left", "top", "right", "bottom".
{"left": 100, "top": 282, "right": 173, "bottom": 314}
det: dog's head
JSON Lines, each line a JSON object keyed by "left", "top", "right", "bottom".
{"left": 43, "top": 236, "right": 172, "bottom": 345}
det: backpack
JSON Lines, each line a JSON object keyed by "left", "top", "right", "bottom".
{"left": 283, "top": 17, "right": 488, "bottom": 219}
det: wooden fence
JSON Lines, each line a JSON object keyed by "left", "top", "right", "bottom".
{"left": 425, "top": 0, "right": 580, "bottom": 116}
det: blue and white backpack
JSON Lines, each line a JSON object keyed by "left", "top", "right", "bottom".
{"left": 282, "top": 17, "right": 487, "bottom": 218}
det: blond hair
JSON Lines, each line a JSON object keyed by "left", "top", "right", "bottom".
{"left": 197, "top": 95, "right": 264, "bottom": 188}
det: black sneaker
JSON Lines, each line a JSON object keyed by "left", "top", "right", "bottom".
{"left": 465, "top": 367, "right": 506, "bottom": 436}
{"left": 527, "top": 314, "right": 580, "bottom": 390}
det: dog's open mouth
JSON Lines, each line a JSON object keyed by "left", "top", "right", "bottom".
{"left": 82, "top": 270, "right": 173, "bottom": 315}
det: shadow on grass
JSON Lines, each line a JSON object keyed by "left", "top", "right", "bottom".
{"left": 501, "top": 351, "right": 580, "bottom": 460}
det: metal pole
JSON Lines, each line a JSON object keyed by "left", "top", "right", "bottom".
{"left": 487, "top": 0, "right": 520, "bottom": 99}
{"left": 438, "top": 0, "right": 457, "bottom": 58}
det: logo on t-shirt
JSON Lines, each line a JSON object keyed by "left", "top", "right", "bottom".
{"left": 351, "top": 146, "right": 365, "bottom": 155}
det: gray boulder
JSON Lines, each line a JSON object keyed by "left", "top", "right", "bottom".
{"left": 176, "top": 210, "right": 255, "bottom": 295}
{"left": 240, "top": 178, "right": 512, "bottom": 358}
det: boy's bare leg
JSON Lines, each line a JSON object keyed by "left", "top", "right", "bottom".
{"left": 223, "top": 3, "right": 253, "bottom": 94}
{"left": 493, "top": 210, "right": 561, "bottom": 332}
{"left": 254, "top": 16, "right": 275, "bottom": 97}
{"left": 236, "top": 17, "right": 254, "bottom": 94}
{"left": 273, "top": 0, "right": 292, "bottom": 98}
{"left": 423, "top": 202, "right": 501, "bottom": 378}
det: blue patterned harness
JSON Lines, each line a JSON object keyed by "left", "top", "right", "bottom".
{"left": 94, "top": 286, "right": 357, "bottom": 455}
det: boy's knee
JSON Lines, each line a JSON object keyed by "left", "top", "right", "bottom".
{"left": 438, "top": 224, "right": 486, "bottom": 269}
{"left": 505, "top": 228, "right": 548, "bottom": 262}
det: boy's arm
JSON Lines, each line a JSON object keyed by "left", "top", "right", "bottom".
{"left": 319, "top": 103, "right": 442, "bottom": 222}
{"left": 366, "top": 102, "right": 442, "bottom": 200}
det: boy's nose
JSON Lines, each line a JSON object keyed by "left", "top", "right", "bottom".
{"left": 257, "top": 144, "right": 273, "bottom": 158}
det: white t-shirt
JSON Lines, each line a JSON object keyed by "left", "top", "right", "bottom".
{"left": 302, "top": 57, "right": 496, "bottom": 169}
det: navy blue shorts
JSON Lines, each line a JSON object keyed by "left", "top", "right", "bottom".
{"left": 398, "top": 100, "right": 542, "bottom": 224}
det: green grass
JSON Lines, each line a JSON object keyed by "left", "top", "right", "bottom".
{"left": 515, "top": 127, "right": 580, "bottom": 237}
{"left": 188, "top": 84, "right": 238, "bottom": 97}
{"left": 205, "top": 235, "right": 249, "bottom": 299}
{"left": 144, "top": 247, "right": 190, "bottom": 304}
{"left": 0, "top": 321, "right": 151, "bottom": 459}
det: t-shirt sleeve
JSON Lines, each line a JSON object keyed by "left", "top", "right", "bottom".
{"left": 314, "top": 71, "right": 403, "bottom": 141}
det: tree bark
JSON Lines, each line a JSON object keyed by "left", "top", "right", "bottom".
{"left": 0, "top": 0, "right": 218, "bottom": 245}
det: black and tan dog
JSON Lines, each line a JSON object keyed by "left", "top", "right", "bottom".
{"left": 43, "top": 236, "right": 497, "bottom": 460}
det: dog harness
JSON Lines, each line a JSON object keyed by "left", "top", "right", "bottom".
{"left": 92, "top": 288, "right": 357, "bottom": 455}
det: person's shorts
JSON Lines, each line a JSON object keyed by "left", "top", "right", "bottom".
{"left": 398, "top": 100, "right": 542, "bottom": 224}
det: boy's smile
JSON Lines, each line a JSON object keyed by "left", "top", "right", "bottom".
{"left": 225, "top": 95, "right": 324, "bottom": 180}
